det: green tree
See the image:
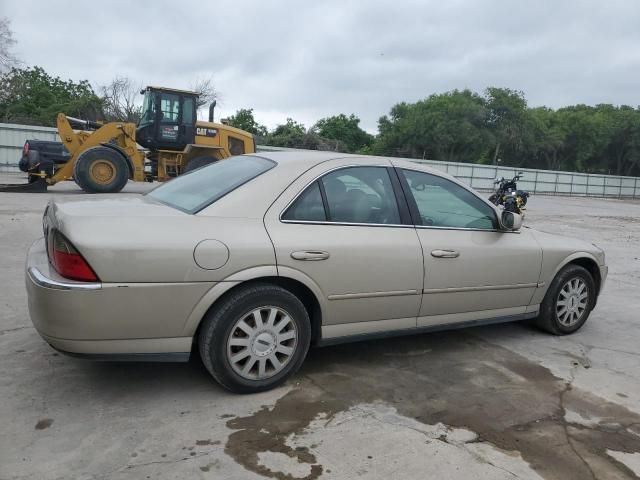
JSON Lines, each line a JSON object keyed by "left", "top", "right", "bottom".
{"left": 597, "top": 105, "right": 640, "bottom": 175}
{"left": 554, "top": 105, "right": 610, "bottom": 172}
{"left": 225, "top": 108, "right": 268, "bottom": 137}
{"left": 485, "top": 87, "right": 529, "bottom": 164}
{"left": 264, "top": 118, "right": 307, "bottom": 147}
{"left": 263, "top": 118, "right": 350, "bottom": 151}
{"left": 0, "top": 66, "right": 103, "bottom": 125}
{"left": 526, "top": 107, "right": 567, "bottom": 170}
{"left": 373, "top": 90, "right": 494, "bottom": 162}
{"left": 313, "top": 114, "right": 373, "bottom": 153}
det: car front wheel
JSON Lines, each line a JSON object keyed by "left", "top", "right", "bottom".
{"left": 536, "top": 264, "right": 596, "bottom": 335}
{"left": 198, "top": 283, "right": 311, "bottom": 393}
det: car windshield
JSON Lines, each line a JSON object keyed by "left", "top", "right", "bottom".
{"left": 147, "top": 156, "right": 275, "bottom": 213}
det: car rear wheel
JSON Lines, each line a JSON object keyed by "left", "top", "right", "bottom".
{"left": 535, "top": 264, "right": 596, "bottom": 335}
{"left": 198, "top": 283, "right": 311, "bottom": 393}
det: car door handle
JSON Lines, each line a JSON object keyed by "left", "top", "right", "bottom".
{"left": 431, "top": 249, "right": 460, "bottom": 258}
{"left": 290, "top": 250, "right": 330, "bottom": 261}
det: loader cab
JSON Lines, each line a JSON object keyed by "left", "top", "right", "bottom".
{"left": 136, "top": 86, "right": 197, "bottom": 151}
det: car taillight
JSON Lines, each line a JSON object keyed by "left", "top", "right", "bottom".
{"left": 23, "top": 141, "right": 29, "bottom": 156}
{"left": 47, "top": 229, "right": 98, "bottom": 282}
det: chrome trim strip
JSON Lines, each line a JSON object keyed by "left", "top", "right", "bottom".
{"left": 280, "top": 219, "right": 499, "bottom": 231}
{"left": 328, "top": 289, "right": 419, "bottom": 300}
{"left": 280, "top": 219, "right": 413, "bottom": 228}
{"left": 415, "top": 225, "right": 498, "bottom": 233}
{"left": 423, "top": 283, "right": 538, "bottom": 294}
{"left": 27, "top": 267, "right": 102, "bottom": 291}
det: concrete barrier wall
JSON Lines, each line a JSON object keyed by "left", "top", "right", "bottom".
{"left": 1, "top": 123, "right": 638, "bottom": 198}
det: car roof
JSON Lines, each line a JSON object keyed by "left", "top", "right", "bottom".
{"left": 252, "top": 151, "right": 354, "bottom": 165}
{"left": 251, "top": 151, "right": 451, "bottom": 179}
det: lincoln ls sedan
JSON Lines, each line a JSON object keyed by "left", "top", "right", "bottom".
{"left": 26, "top": 152, "right": 607, "bottom": 393}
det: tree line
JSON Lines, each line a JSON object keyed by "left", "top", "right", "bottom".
{"left": 227, "top": 88, "right": 640, "bottom": 177}
{"left": 1, "top": 66, "right": 639, "bottom": 176}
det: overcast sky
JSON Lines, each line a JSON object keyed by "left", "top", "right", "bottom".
{"left": 2, "top": 0, "right": 640, "bottom": 132}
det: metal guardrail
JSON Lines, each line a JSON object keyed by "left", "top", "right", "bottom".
{"left": 1, "top": 122, "right": 638, "bottom": 198}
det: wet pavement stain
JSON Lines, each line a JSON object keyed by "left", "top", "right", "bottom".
{"left": 225, "top": 331, "right": 640, "bottom": 480}
{"left": 196, "top": 439, "right": 221, "bottom": 446}
{"left": 34, "top": 418, "right": 53, "bottom": 430}
{"left": 225, "top": 387, "right": 339, "bottom": 480}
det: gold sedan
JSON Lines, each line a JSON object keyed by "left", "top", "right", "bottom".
{"left": 26, "top": 152, "right": 607, "bottom": 393}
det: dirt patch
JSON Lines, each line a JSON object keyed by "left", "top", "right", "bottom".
{"left": 225, "top": 331, "right": 640, "bottom": 480}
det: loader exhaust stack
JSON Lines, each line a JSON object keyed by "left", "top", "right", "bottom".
{"left": 209, "top": 101, "right": 216, "bottom": 122}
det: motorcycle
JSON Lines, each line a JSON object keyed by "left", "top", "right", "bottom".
{"left": 489, "top": 172, "right": 530, "bottom": 215}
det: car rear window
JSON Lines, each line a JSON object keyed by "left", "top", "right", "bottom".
{"left": 147, "top": 155, "right": 275, "bottom": 213}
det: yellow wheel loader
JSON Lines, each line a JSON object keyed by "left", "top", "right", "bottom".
{"left": 2, "top": 86, "right": 255, "bottom": 193}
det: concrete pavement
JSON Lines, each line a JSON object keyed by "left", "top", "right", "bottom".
{"left": 1, "top": 180, "right": 639, "bottom": 480}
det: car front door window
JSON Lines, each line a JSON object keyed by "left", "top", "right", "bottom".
{"left": 401, "top": 169, "right": 496, "bottom": 230}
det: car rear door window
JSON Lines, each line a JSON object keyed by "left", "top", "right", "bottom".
{"left": 282, "top": 181, "right": 327, "bottom": 221}
{"left": 400, "top": 169, "right": 496, "bottom": 229}
{"left": 321, "top": 167, "right": 400, "bottom": 225}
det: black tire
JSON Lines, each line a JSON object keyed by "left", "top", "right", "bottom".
{"left": 184, "top": 156, "right": 217, "bottom": 173}
{"left": 73, "top": 147, "right": 129, "bottom": 193}
{"left": 198, "top": 283, "right": 311, "bottom": 393}
{"left": 535, "top": 264, "right": 596, "bottom": 335}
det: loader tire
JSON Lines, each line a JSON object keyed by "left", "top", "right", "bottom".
{"left": 184, "top": 156, "right": 217, "bottom": 173}
{"left": 74, "top": 147, "right": 129, "bottom": 194}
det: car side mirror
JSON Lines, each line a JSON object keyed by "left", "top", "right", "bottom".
{"left": 500, "top": 211, "right": 522, "bottom": 231}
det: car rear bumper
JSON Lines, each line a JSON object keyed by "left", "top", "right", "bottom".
{"left": 26, "top": 237, "right": 210, "bottom": 360}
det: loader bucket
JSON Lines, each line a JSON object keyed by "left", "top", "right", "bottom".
{"left": 0, "top": 178, "right": 48, "bottom": 193}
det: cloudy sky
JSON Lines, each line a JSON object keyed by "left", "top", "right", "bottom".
{"left": 2, "top": 0, "right": 640, "bottom": 132}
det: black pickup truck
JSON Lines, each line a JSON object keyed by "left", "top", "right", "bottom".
{"left": 18, "top": 140, "right": 70, "bottom": 180}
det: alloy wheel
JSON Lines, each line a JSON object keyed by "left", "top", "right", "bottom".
{"left": 226, "top": 306, "right": 298, "bottom": 380}
{"left": 556, "top": 277, "right": 589, "bottom": 327}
